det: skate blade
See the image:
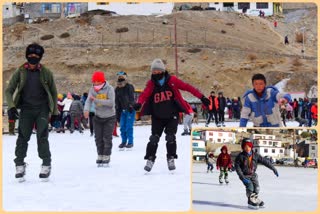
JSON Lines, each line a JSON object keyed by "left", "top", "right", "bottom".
{"left": 102, "top": 163, "right": 110, "bottom": 168}
{"left": 125, "top": 148, "right": 133, "bottom": 151}
{"left": 17, "top": 177, "right": 25, "bottom": 183}
{"left": 119, "top": 148, "right": 125, "bottom": 151}
{"left": 40, "top": 178, "right": 49, "bottom": 182}
{"left": 248, "top": 205, "right": 259, "bottom": 210}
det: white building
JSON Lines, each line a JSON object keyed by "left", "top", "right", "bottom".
{"left": 192, "top": 140, "right": 206, "bottom": 159}
{"left": 88, "top": 2, "right": 174, "bottom": 16}
{"left": 3, "top": 3, "right": 22, "bottom": 19}
{"left": 205, "top": 130, "right": 236, "bottom": 144}
{"left": 252, "top": 134, "right": 285, "bottom": 159}
{"left": 308, "top": 143, "right": 317, "bottom": 159}
{"left": 209, "top": 2, "right": 273, "bottom": 16}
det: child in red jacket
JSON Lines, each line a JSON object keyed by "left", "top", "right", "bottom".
{"left": 133, "top": 59, "right": 210, "bottom": 172}
{"left": 216, "top": 145, "right": 232, "bottom": 184}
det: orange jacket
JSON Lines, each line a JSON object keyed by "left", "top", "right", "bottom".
{"left": 311, "top": 105, "right": 318, "bottom": 119}
{"left": 208, "top": 96, "right": 219, "bottom": 111}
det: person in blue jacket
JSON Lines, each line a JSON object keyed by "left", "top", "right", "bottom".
{"left": 240, "top": 73, "right": 291, "bottom": 127}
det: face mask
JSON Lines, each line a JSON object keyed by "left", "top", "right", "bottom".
{"left": 152, "top": 73, "right": 165, "bottom": 81}
{"left": 94, "top": 83, "right": 105, "bottom": 92}
{"left": 27, "top": 56, "right": 41, "bottom": 65}
{"left": 117, "top": 78, "right": 126, "bottom": 82}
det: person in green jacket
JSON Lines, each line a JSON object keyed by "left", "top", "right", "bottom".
{"left": 5, "top": 43, "right": 58, "bottom": 182}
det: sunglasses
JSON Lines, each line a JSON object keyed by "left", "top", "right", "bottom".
{"left": 28, "top": 47, "right": 43, "bottom": 54}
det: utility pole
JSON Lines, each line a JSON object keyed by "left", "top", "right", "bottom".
{"left": 174, "top": 17, "right": 178, "bottom": 76}
{"left": 301, "top": 27, "right": 305, "bottom": 58}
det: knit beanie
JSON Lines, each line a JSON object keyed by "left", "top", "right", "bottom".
{"left": 151, "top": 59, "right": 165, "bottom": 72}
{"left": 92, "top": 71, "right": 106, "bottom": 83}
{"left": 117, "top": 71, "right": 127, "bottom": 80}
{"left": 241, "top": 138, "right": 253, "bottom": 150}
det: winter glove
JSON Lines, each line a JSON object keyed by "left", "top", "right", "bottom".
{"left": 133, "top": 103, "right": 142, "bottom": 111}
{"left": 8, "top": 107, "right": 19, "bottom": 120}
{"left": 128, "top": 105, "right": 134, "bottom": 113}
{"left": 273, "top": 169, "right": 279, "bottom": 177}
{"left": 242, "top": 178, "right": 251, "bottom": 185}
{"left": 200, "top": 95, "right": 210, "bottom": 106}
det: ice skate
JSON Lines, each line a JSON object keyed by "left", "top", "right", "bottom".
{"left": 252, "top": 193, "right": 264, "bottom": 208}
{"left": 101, "top": 155, "right": 110, "bottom": 167}
{"left": 167, "top": 157, "right": 176, "bottom": 171}
{"left": 225, "top": 178, "right": 229, "bottom": 184}
{"left": 15, "top": 163, "right": 26, "bottom": 183}
{"left": 144, "top": 158, "right": 155, "bottom": 172}
{"left": 216, "top": 122, "right": 221, "bottom": 127}
{"left": 221, "top": 122, "right": 226, "bottom": 127}
{"left": 181, "top": 129, "right": 189, "bottom": 136}
{"left": 219, "top": 177, "right": 223, "bottom": 184}
{"left": 205, "top": 123, "right": 209, "bottom": 127}
{"left": 118, "top": 143, "right": 126, "bottom": 151}
{"left": 248, "top": 193, "right": 259, "bottom": 209}
{"left": 125, "top": 143, "right": 133, "bottom": 151}
{"left": 96, "top": 155, "right": 103, "bottom": 167}
{"left": 39, "top": 165, "right": 51, "bottom": 182}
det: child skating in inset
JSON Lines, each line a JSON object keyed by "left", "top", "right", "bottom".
{"left": 235, "top": 138, "right": 278, "bottom": 209}
{"left": 216, "top": 145, "right": 232, "bottom": 184}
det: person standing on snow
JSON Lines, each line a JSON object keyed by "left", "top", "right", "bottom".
{"left": 115, "top": 71, "right": 136, "bottom": 150}
{"left": 205, "top": 91, "right": 219, "bottom": 127}
{"left": 84, "top": 71, "right": 116, "bottom": 167}
{"left": 217, "top": 92, "right": 227, "bottom": 126}
{"left": 5, "top": 43, "right": 58, "bottom": 181}
{"left": 133, "top": 59, "right": 210, "bottom": 172}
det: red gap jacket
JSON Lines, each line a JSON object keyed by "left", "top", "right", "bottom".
{"left": 137, "top": 74, "right": 203, "bottom": 116}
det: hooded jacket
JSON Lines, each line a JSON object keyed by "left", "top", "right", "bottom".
{"left": 216, "top": 145, "right": 232, "bottom": 168}
{"left": 84, "top": 81, "right": 115, "bottom": 119}
{"left": 240, "top": 86, "right": 291, "bottom": 127}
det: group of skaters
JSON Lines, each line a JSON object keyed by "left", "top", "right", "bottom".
{"left": 5, "top": 43, "right": 211, "bottom": 181}
{"left": 280, "top": 97, "right": 318, "bottom": 127}
{"left": 205, "top": 139, "right": 279, "bottom": 209}
{"left": 201, "top": 92, "right": 242, "bottom": 127}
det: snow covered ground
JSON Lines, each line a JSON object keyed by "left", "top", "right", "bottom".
{"left": 2, "top": 125, "right": 191, "bottom": 212}
{"left": 193, "top": 163, "right": 318, "bottom": 211}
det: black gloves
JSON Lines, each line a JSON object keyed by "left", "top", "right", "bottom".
{"left": 8, "top": 107, "right": 19, "bottom": 120}
{"left": 200, "top": 95, "right": 210, "bottom": 106}
{"left": 128, "top": 105, "right": 134, "bottom": 113}
{"left": 133, "top": 103, "right": 142, "bottom": 111}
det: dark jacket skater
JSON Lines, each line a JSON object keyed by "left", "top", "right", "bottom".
{"left": 217, "top": 92, "right": 227, "bottom": 123}
{"left": 70, "top": 95, "right": 84, "bottom": 133}
{"left": 133, "top": 59, "right": 210, "bottom": 172}
{"left": 235, "top": 138, "right": 278, "bottom": 208}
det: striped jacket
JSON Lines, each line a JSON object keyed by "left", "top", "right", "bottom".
{"left": 240, "top": 86, "right": 291, "bottom": 127}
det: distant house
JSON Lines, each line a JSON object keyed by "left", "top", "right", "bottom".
{"left": 251, "top": 134, "right": 285, "bottom": 159}
{"left": 88, "top": 2, "right": 174, "bottom": 16}
{"left": 204, "top": 130, "right": 236, "bottom": 144}
{"left": 2, "top": 3, "right": 23, "bottom": 19}
{"left": 296, "top": 140, "right": 318, "bottom": 159}
{"left": 23, "top": 2, "right": 87, "bottom": 20}
{"left": 209, "top": 2, "right": 273, "bottom": 16}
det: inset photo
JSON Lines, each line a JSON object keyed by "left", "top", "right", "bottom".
{"left": 192, "top": 128, "right": 318, "bottom": 211}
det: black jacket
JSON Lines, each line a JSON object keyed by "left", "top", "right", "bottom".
{"left": 235, "top": 151, "right": 276, "bottom": 180}
{"left": 115, "top": 83, "right": 135, "bottom": 119}
{"left": 218, "top": 96, "right": 226, "bottom": 111}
